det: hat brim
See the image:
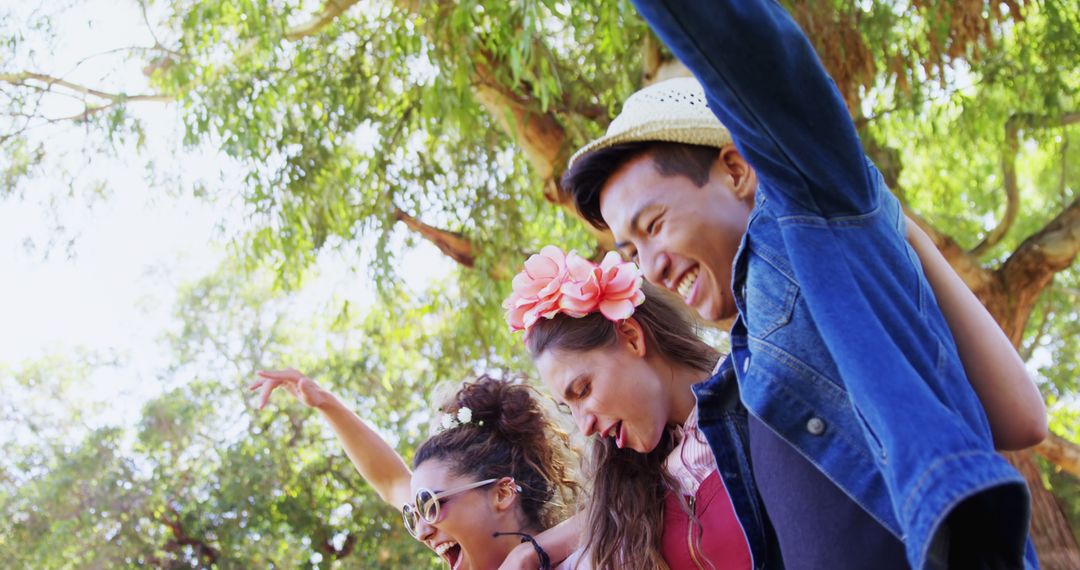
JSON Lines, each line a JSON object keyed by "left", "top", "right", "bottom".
{"left": 568, "top": 118, "right": 733, "bottom": 170}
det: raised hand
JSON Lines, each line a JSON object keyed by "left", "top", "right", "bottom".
{"left": 250, "top": 368, "right": 331, "bottom": 410}
{"left": 250, "top": 367, "right": 413, "bottom": 507}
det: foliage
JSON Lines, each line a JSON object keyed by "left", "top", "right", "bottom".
{"left": 1, "top": 0, "right": 1078, "bottom": 566}
{"left": 2, "top": 267, "right": 499, "bottom": 568}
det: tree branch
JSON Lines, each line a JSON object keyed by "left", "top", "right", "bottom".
{"left": 987, "top": 195, "right": 1080, "bottom": 345}
{"left": 1000, "top": 195, "right": 1080, "bottom": 294}
{"left": 284, "top": 0, "right": 363, "bottom": 41}
{"left": 159, "top": 506, "right": 219, "bottom": 564}
{"left": 1019, "top": 285, "right": 1053, "bottom": 361}
{"left": 0, "top": 73, "right": 170, "bottom": 143}
{"left": 467, "top": 65, "right": 614, "bottom": 250}
{"left": 469, "top": 58, "right": 565, "bottom": 190}
{"left": 395, "top": 0, "right": 616, "bottom": 251}
{"left": 641, "top": 33, "right": 691, "bottom": 87}
{"left": 392, "top": 207, "right": 476, "bottom": 268}
{"left": 138, "top": 0, "right": 169, "bottom": 52}
{"left": 970, "top": 112, "right": 1080, "bottom": 257}
{"left": 903, "top": 205, "right": 997, "bottom": 294}
{"left": 1035, "top": 432, "right": 1080, "bottom": 480}
{"left": 970, "top": 117, "right": 1022, "bottom": 257}
{"left": 281, "top": 0, "right": 613, "bottom": 256}
{"left": 57, "top": 94, "right": 174, "bottom": 122}
{"left": 0, "top": 72, "right": 168, "bottom": 104}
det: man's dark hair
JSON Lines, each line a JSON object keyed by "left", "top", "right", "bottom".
{"left": 561, "top": 141, "right": 720, "bottom": 230}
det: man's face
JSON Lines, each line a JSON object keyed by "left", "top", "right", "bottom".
{"left": 599, "top": 149, "right": 753, "bottom": 322}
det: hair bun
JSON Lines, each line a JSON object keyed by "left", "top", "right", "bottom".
{"left": 417, "top": 374, "right": 579, "bottom": 531}
{"left": 445, "top": 376, "right": 542, "bottom": 440}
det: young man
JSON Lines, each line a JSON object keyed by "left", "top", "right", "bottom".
{"left": 561, "top": 1, "right": 1041, "bottom": 568}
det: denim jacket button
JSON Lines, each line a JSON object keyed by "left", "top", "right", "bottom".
{"left": 806, "top": 417, "right": 826, "bottom": 436}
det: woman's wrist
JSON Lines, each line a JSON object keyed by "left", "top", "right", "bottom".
{"left": 310, "top": 386, "right": 341, "bottom": 411}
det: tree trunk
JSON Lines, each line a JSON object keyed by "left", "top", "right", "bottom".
{"left": 887, "top": 130, "right": 1080, "bottom": 566}
{"left": 1037, "top": 434, "right": 1080, "bottom": 480}
{"left": 986, "top": 218, "right": 1080, "bottom": 567}
{"left": 1006, "top": 451, "right": 1080, "bottom": 569}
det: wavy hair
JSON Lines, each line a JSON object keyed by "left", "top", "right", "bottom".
{"left": 414, "top": 375, "right": 579, "bottom": 531}
{"left": 525, "top": 283, "right": 719, "bottom": 569}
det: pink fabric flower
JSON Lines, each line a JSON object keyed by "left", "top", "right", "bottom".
{"left": 503, "top": 246, "right": 571, "bottom": 332}
{"left": 560, "top": 251, "right": 645, "bottom": 321}
{"left": 504, "top": 246, "right": 646, "bottom": 334}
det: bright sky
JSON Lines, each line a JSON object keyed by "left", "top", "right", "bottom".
{"left": 0, "top": 1, "right": 451, "bottom": 424}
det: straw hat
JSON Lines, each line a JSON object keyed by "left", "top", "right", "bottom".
{"left": 567, "top": 77, "right": 733, "bottom": 170}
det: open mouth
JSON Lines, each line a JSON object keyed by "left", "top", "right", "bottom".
{"left": 604, "top": 421, "right": 626, "bottom": 449}
{"left": 674, "top": 265, "right": 700, "bottom": 302}
{"left": 435, "top": 542, "right": 463, "bottom": 570}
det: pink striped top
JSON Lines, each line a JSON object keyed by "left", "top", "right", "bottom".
{"left": 664, "top": 406, "right": 719, "bottom": 496}
{"left": 558, "top": 406, "right": 722, "bottom": 569}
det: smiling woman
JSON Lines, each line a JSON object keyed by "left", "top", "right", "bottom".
{"left": 250, "top": 370, "right": 580, "bottom": 570}
{"left": 524, "top": 278, "right": 727, "bottom": 570}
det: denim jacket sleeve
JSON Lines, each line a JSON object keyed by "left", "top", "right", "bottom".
{"left": 630, "top": 2, "right": 1038, "bottom": 569}
{"left": 629, "top": 0, "right": 875, "bottom": 217}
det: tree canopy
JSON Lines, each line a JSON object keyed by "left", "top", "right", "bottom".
{"left": 2, "top": 0, "right": 1078, "bottom": 567}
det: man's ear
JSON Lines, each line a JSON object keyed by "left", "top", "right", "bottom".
{"left": 718, "top": 144, "right": 757, "bottom": 204}
{"left": 492, "top": 477, "right": 520, "bottom": 513}
{"left": 616, "top": 318, "right": 647, "bottom": 358}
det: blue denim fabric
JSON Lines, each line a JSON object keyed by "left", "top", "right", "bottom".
{"left": 632, "top": 1, "right": 1036, "bottom": 568}
{"left": 692, "top": 359, "right": 780, "bottom": 570}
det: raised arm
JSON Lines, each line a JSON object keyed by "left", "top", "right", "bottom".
{"left": 905, "top": 223, "right": 1048, "bottom": 450}
{"left": 251, "top": 368, "right": 413, "bottom": 508}
{"left": 630, "top": 0, "right": 874, "bottom": 216}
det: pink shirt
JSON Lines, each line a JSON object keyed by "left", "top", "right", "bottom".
{"left": 559, "top": 405, "right": 744, "bottom": 569}
{"left": 665, "top": 406, "right": 719, "bottom": 496}
{"left": 660, "top": 405, "right": 752, "bottom": 570}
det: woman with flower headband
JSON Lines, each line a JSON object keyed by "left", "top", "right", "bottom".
{"left": 503, "top": 245, "right": 1045, "bottom": 570}
{"left": 505, "top": 246, "right": 742, "bottom": 570}
{"left": 249, "top": 371, "right": 581, "bottom": 570}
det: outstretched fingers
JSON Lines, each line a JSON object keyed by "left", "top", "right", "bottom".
{"left": 255, "top": 377, "right": 282, "bottom": 409}
{"left": 250, "top": 369, "right": 312, "bottom": 409}
{"left": 248, "top": 376, "right": 269, "bottom": 392}
{"left": 256, "top": 368, "right": 302, "bottom": 382}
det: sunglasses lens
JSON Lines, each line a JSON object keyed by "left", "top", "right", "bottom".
{"left": 417, "top": 489, "right": 439, "bottom": 523}
{"left": 401, "top": 506, "right": 418, "bottom": 537}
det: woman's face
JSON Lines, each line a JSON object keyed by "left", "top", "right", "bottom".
{"left": 408, "top": 460, "right": 519, "bottom": 570}
{"left": 535, "top": 323, "right": 675, "bottom": 454}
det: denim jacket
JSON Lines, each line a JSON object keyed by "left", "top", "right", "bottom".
{"left": 634, "top": 1, "right": 1036, "bottom": 568}
{"left": 692, "top": 360, "right": 778, "bottom": 570}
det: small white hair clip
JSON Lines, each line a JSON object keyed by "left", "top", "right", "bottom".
{"left": 436, "top": 406, "right": 484, "bottom": 433}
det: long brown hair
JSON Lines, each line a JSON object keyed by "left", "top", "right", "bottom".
{"left": 525, "top": 283, "right": 719, "bottom": 569}
{"left": 414, "top": 375, "right": 579, "bottom": 531}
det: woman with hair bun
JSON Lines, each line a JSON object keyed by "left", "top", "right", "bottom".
{"left": 250, "top": 370, "right": 581, "bottom": 570}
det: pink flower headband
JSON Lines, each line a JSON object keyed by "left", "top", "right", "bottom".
{"left": 503, "top": 245, "right": 646, "bottom": 334}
